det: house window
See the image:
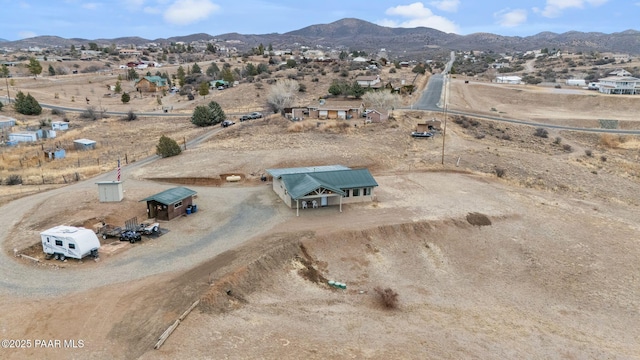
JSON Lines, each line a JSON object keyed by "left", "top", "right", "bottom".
{"left": 174, "top": 201, "right": 183, "bottom": 209}
{"left": 364, "top": 187, "right": 371, "bottom": 196}
{"left": 344, "top": 189, "right": 350, "bottom": 198}
{"left": 69, "top": 243, "right": 76, "bottom": 249}
{"left": 55, "top": 240, "right": 63, "bottom": 246}
{"left": 353, "top": 188, "right": 360, "bottom": 196}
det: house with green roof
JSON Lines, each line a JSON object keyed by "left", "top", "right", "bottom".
{"left": 141, "top": 187, "right": 197, "bottom": 221}
{"left": 135, "top": 76, "right": 169, "bottom": 93}
{"left": 266, "top": 165, "right": 378, "bottom": 216}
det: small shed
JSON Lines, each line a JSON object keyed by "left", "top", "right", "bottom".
{"left": 365, "top": 109, "right": 389, "bottom": 123}
{"left": 51, "top": 121, "right": 69, "bottom": 131}
{"left": 141, "top": 187, "right": 197, "bottom": 221}
{"left": 9, "top": 131, "right": 39, "bottom": 143}
{"left": 74, "top": 138, "right": 96, "bottom": 151}
{"left": 44, "top": 148, "right": 66, "bottom": 160}
{"left": 97, "top": 181, "right": 124, "bottom": 202}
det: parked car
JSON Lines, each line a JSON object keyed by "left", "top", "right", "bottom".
{"left": 250, "top": 112, "right": 263, "bottom": 119}
{"left": 217, "top": 86, "right": 225, "bottom": 90}
{"left": 239, "top": 115, "right": 251, "bottom": 122}
{"left": 222, "top": 120, "right": 235, "bottom": 127}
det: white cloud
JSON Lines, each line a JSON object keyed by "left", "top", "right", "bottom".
{"left": 495, "top": 8, "right": 527, "bottom": 27}
{"left": 429, "top": 0, "right": 460, "bottom": 12}
{"left": 81, "top": 3, "right": 101, "bottom": 10}
{"left": 537, "top": 0, "right": 609, "bottom": 18}
{"left": 382, "top": 2, "right": 459, "bottom": 33}
{"left": 163, "top": 0, "right": 220, "bottom": 26}
{"left": 18, "top": 31, "right": 37, "bottom": 39}
{"left": 144, "top": 6, "right": 162, "bottom": 14}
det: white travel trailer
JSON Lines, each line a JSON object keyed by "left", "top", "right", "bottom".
{"left": 40, "top": 226, "right": 100, "bottom": 261}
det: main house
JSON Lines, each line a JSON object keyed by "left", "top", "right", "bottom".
{"left": 135, "top": 76, "right": 169, "bottom": 93}
{"left": 266, "top": 165, "right": 378, "bottom": 216}
{"left": 596, "top": 75, "right": 640, "bottom": 95}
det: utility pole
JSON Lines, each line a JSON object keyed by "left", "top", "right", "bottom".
{"left": 441, "top": 74, "right": 449, "bottom": 165}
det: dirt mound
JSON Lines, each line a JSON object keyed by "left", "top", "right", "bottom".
{"left": 199, "top": 233, "right": 308, "bottom": 313}
{"left": 466, "top": 212, "right": 492, "bottom": 226}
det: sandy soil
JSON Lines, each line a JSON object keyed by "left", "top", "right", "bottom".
{"left": 1, "top": 61, "right": 639, "bottom": 359}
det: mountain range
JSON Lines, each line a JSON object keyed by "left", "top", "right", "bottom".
{"left": 3, "top": 18, "right": 640, "bottom": 58}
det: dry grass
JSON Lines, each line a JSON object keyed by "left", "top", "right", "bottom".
{"left": 599, "top": 134, "right": 623, "bottom": 149}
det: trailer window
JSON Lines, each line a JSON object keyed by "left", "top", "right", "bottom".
{"left": 353, "top": 188, "right": 360, "bottom": 196}
{"left": 55, "top": 240, "right": 63, "bottom": 246}
{"left": 69, "top": 243, "right": 76, "bottom": 249}
{"left": 174, "top": 201, "right": 183, "bottom": 209}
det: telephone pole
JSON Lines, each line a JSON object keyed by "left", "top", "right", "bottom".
{"left": 441, "top": 74, "right": 449, "bottom": 165}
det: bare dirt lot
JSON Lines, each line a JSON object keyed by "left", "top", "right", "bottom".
{"left": 1, "top": 63, "right": 640, "bottom": 359}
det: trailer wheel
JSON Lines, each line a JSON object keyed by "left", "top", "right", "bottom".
{"left": 102, "top": 234, "right": 107, "bottom": 240}
{"left": 54, "top": 253, "right": 60, "bottom": 260}
{"left": 129, "top": 238, "right": 135, "bottom": 244}
{"left": 59, "top": 254, "right": 66, "bottom": 261}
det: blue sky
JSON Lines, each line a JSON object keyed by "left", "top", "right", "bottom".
{"left": 1, "top": 0, "right": 638, "bottom": 41}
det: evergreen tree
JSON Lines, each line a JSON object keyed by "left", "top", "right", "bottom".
{"left": 156, "top": 135, "right": 182, "bottom": 158}
{"left": 198, "top": 82, "right": 210, "bottom": 97}
{"left": 192, "top": 62, "right": 201, "bottom": 74}
{"left": 350, "top": 81, "right": 365, "bottom": 98}
{"left": 206, "top": 63, "right": 220, "bottom": 77}
{"left": 176, "top": 65, "right": 186, "bottom": 87}
{"left": 207, "top": 101, "right": 226, "bottom": 123}
{"left": 127, "top": 68, "right": 138, "bottom": 80}
{"left": 121, "top": 92, "right": 130, "bottom": 104}
{"left": 28, "top": 58, "right": 43, "bottom": 78}
{"left": 114, "top": 80, "right": 122, "bottom": 94}
{"left": 220, "top": 67, "right": 235, "bottom": 83}
{"left": 14, "top": 91, "right": 42, "bottom": 115}
{"left": 48, "top": 64, "right": 56, "bottom": 76}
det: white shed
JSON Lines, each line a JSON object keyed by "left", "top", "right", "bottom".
{"left": 9, "top": 132, "right": 38, "bottom": 143}
{"left": 97, "top": 181, "right": 124, "bottom": 202}
{"left": 566, "top": 79, "right": 586, "bottom": 86}
{"left": 51, "top": 121, "right": 69, "bottom": 131}
{"left": 496, "top": 76, "right": 522, "bottom": 84}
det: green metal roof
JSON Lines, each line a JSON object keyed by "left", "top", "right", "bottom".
{"left": 277, "top": 168, "right": 378, "bottom": 200}
{"left": 141, "top": 187, "right": 196, "bottom": 205}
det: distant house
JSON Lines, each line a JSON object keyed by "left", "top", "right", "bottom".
{"left": 0, "top": 116, "right": 16, "bottom": 129}
{"left": 355, "top": 75, "right": 382, "bottom": 89}
{"left": 364, "top": 109, "right": 389, "bottom": 123}
{"left": 352, "top": 56, "right": 368, "bottom": 62}
{"left": 209, "top": 80, "right": 229, "bottom": 88}
{"left": 596, "top": 75, "right": 640, "bottom": 95}
{"left": 141, "top": 187, "right": 197, "bottom": 221}
{"left": 135, "top": 76, "right": 169, "bottom": 93}
{"left": 306, "top": 100, "right": 364, "bottom": 120}
{"left": 496, "top": 76, "right": 522, "bottom": 84}
{"left": 608, "top": 68, "right": 632, "bottom": 77}
{"left": 51, "top": 121, "right": 69, "bottom": 131}
{"left": 118, "top": 49, "right": 142, "bottom": 56}
{"left": 74, "top": 138, "right": 96, "bottom": 151}
{"left": 266, "top": 165, "right": 378, "bottom": 216}
{"left": 565, "top": 79, "right": 586, "bottom": 86}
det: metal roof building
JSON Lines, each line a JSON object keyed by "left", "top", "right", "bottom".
{"left": 266, "top": 165, "right": 378, "bottom": 216}
{"left": 141, "top": 187, "right": 197, "bottom": 221}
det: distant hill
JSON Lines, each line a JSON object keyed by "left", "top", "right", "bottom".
{"left": 0, "top": 38, "right": 8, "bottom": 43}
{"left": 2, "top": 18, "right": 640, "bottom": 58}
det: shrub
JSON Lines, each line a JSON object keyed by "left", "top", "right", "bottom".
{"left": 124, "top": 110, "right": 137, "bottom": 121}
{"left": 534, "top": 128, "right": 548, "bottom": 138}
{"left": 562, "top": 144, "right": 572, "bottom": 152}
{"left": 494, "top": 167, "right": 506, "bottom": 178}
{"left": 554, "top": 137, "right": 562, "bottom": 144}
{"left": 51, "top": 108, "right": 64, "bottom": 116}
{"left": 599, "top": 134, "right": 621, "bottom": 149}
{"left": 5, "top": 174, "right": 23, "bottom": 185}
{"left": 374, "top": 287, "right": 399, "bottom": 309}
{"left": 585, "top": 149, "right": 593, "bottom": 157}
{"left": 600, "top": 155, "right": 607, "bottom": 162}
{"left": 79, "top": 107, "right": 98, "bottom": 120}
{"left": 156, "top": 135, "right": 182, "bottom": 158}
